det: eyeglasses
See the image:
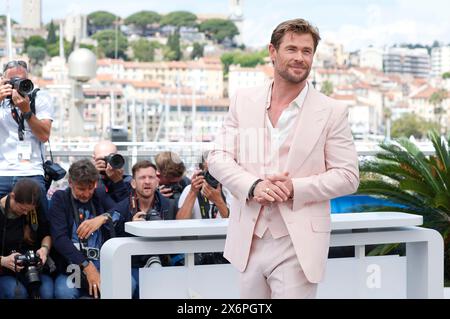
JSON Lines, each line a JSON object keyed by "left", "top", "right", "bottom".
{"left": 3, "top": 60, "right": 28, "bottom": 73}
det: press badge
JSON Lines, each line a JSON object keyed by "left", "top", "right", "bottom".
{"left": 17, "top": 141, "right": 32, "bottom": 162}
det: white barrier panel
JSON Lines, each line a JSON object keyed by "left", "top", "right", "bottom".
{"left": 101, "top": 213, "right": 444, "bottom": 299}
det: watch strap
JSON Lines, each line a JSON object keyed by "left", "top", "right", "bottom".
{"left": 23, "top": 111, "right": 33, "bottom": 121}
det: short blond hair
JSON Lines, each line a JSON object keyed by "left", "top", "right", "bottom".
{"left": 154, "top": 151, "right": 186, "bottom": 178}
{"left": 271, "top": 18, "right": 321, "bottom": 52}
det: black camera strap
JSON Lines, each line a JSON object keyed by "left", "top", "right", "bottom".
{"left": 197, "top": 190, "right": 226, "bottom": 219}
{"left": 197, "top": 193, "right": 211, "bottom": 219}
{"left": 69, "top": 190, "right": 97, "bottom": 254}
{"left": 10, "top": 107, "right": 25, "bottom": 141}
{"left": 9, "top": 88, "right": 40, "bottom": 141}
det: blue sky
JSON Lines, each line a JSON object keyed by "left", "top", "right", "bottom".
{"left": 6, "top": 0, "right": 450, "bottom": 51}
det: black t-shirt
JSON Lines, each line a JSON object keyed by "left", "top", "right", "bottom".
{"left": 0, "top": 205, "right": 50, "bottom": 258}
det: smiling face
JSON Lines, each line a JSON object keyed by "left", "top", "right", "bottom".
{"left": 269, "top": 32, "right": 315, "bottom": 85}
{"left": 132, "top": 166, "right": 159, "bottom": 199}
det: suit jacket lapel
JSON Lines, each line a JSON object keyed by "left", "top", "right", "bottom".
{"left": 245, "top": 81, "right": 270, "bottom": 129}
{"left": 284, "top": 86, "right": 331, "bottom": 173}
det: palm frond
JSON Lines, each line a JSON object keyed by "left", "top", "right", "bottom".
{"left": 357, "top": 180, "right": 427, "bottom": 208}
{"left": 367, "top": 243, "right": 400, "bottom": 256}
{"left": 360, "top": 161, "right": 425, "bottom": 182}
{"left": 430, "top": 130, "right": 450, "bottom": 173}
{"left": 397, "top": 138, "right": 444, "bottom": 192}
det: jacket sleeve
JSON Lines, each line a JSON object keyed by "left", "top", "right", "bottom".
{"left": 292, "top": 105, "right": 360, "bottom": 210}
{"left": 207, "top": 93, "right": 259, "bottom": 203}
{"left": 48, "top": 191, "right": 86, "bottom": 265}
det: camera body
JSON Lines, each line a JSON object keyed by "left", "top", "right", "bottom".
{"left": 6, "top": 77, "right": 34, "bottom": 98}
{"left": 200, "top": 171, "right": 219, "bottom": 188}
{"left": 14, "top": 250, "right": 42, "bottom": 292}
{"left": 43, "top": 160, "right": 66, "bottom": 191}
{"left": 166, "top": 183, "right": 183, "bottom": 195}
{"left": 103, "top": 153, "right": 125, "bottom": 170}
{"left": 14, "top": 250, "right": 42, "bottom": 268}
{"left": 43, "top": 160, "right": 66, "bottom": 182}
{"left": 145, "top": 209, "right": 162, "bottom": 221}
{"left": 81, "top": 245, "right": 100, "bottom": 260}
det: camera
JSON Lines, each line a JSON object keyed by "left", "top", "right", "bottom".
{"left": 6, "top": 77, "right": 34, "bottom": 98}
{"left": 145, "top": 209, "right": 162, "bottom": 221}
{"left": 43, "top": 160, "right": 66, "bottom": 191}
{"left": 144, "top": 255, "right": 162, "bottom": 268}
{"left": 80, "top": 242, "right": 100, "bottom": 260}
{"left": 14, "top": 250, "right": 42, "bottom": 296}
{"left": 103, "top": 153, "right": 125, "bottom": 170}
{"left": 200, "top": 171, "right": 219, "bottom": 188}
{"left": 162, "top": 183, "right": 184, "bottom": 200}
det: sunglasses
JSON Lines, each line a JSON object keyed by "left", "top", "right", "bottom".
{"left": 3, "top": 60, "right": 28, "bottom": 73}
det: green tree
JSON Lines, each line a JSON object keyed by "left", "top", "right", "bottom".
{"left": 125, "top": 11, "right": 161, "bottom": 35}
{"left": 46, "top": 20, "right": 57, "bottom": 44}
{"left": 27, "top": 46, "right": 47, "bottom": 65}
{"left": 87, "top": 11, "right": 117, "bottom": 31}
{"left": 190, "top": 42, "right": 204, "bottom": 59}
{"left": 0, "top": 15, "right": 18, "bottom": 26}
{"left": 131, "top": 38, "right": 157, "bottom": 62}
{"left": 443, "top": 72, "right": 450, "bottom": 80}
{"left": 160, "top": 11, "right": 197, "bottom": 28}
{"left": 356, "top": 131, "right": 450, "bottom": 280}
{"left": 429, "top": 89, "right": 448, "bottom": 132}
{"left": 391, "top": 113, "right": 438, "bottom": 139}
{"left": 46, "top": 40, "right": 71, "bottom": 57}
{"left": 220, "top": 50, "right": 267, "bottom": 75}
{"left": 165, "top": 31, "right": 182, "bottom": 61}
{"left": 92, "top": 29, "right": 128, "bottom": 59}
{"left": 79, "top": 43, "right": 96, "bottom": 51}
{"left": 320, "top": 81, "right": 334, "bottom": 96}
{"left": 199, "top": 19, "right": 239, "bottom": 44}
{"left": 24, "top": 35, "right": 47, "bottom": 51}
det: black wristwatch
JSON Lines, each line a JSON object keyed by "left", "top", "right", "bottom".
{"left": 80, "top": 259, "right": 90, "bottom": 270}
{"left": 22, "top": 111, "right": 33, "bottom": 121}
{"left": 248, "top": 179, "right": 263, "bottom": 199}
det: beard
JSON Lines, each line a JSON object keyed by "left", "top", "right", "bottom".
{"left": 277, "top": 62, "right": 311, "bottom": 84}
{"left": 136, "top": 188, "right": 154, "bottom": 199}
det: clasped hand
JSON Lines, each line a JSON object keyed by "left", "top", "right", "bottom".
{"left": 253, "top": 172, "right": 293, "bottom": 206}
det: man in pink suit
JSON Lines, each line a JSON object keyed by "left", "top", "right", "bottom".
{"left": 208, "top": 18, "right": 359, "bottom": 299}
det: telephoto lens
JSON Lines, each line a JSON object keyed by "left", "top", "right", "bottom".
{"left": 104, "top": 153, "right": 125, "bottom": 169}
{"left": 8, "top": 77, "right": 34, "bottom": 97}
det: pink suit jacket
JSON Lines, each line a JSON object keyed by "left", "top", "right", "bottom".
{"left": 208, "top": 82, "right": 359, "bottom": 283}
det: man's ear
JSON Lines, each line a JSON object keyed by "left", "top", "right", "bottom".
{"left": 131, "top": 179, "right": 136, "bottom": 190}
{"left": 268, "top": 43, "right": 276, "bottom": 65}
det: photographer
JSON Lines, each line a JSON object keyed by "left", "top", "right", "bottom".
{"left": 93, "top": 140, "right": 132, "bottom": 203}
{"left": 177, "top": 152, "right": 230, "bottom": 220}
{"left": 176, "top": 152, "right": 230, "bottom": 265}
{"left": 113, "top": 160, "right": 177, "bottom": 298}
{"left": 0, "top": 60, "right": 54, "bottom": 218}
{"left": 48, "top": 159, "right": 120, "bottom": 299}
{"left": 155, "top": 151, "right": 190, "bottom": 204}
{"left": 0, "top": 178, "right": 54, "bottom": 299}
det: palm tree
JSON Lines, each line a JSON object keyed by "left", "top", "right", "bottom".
{"left": 429, "top": 89, "right": 448, "bottom": 133}
{"left": 354, "top": 130, "right": 450, "bottom": 277}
